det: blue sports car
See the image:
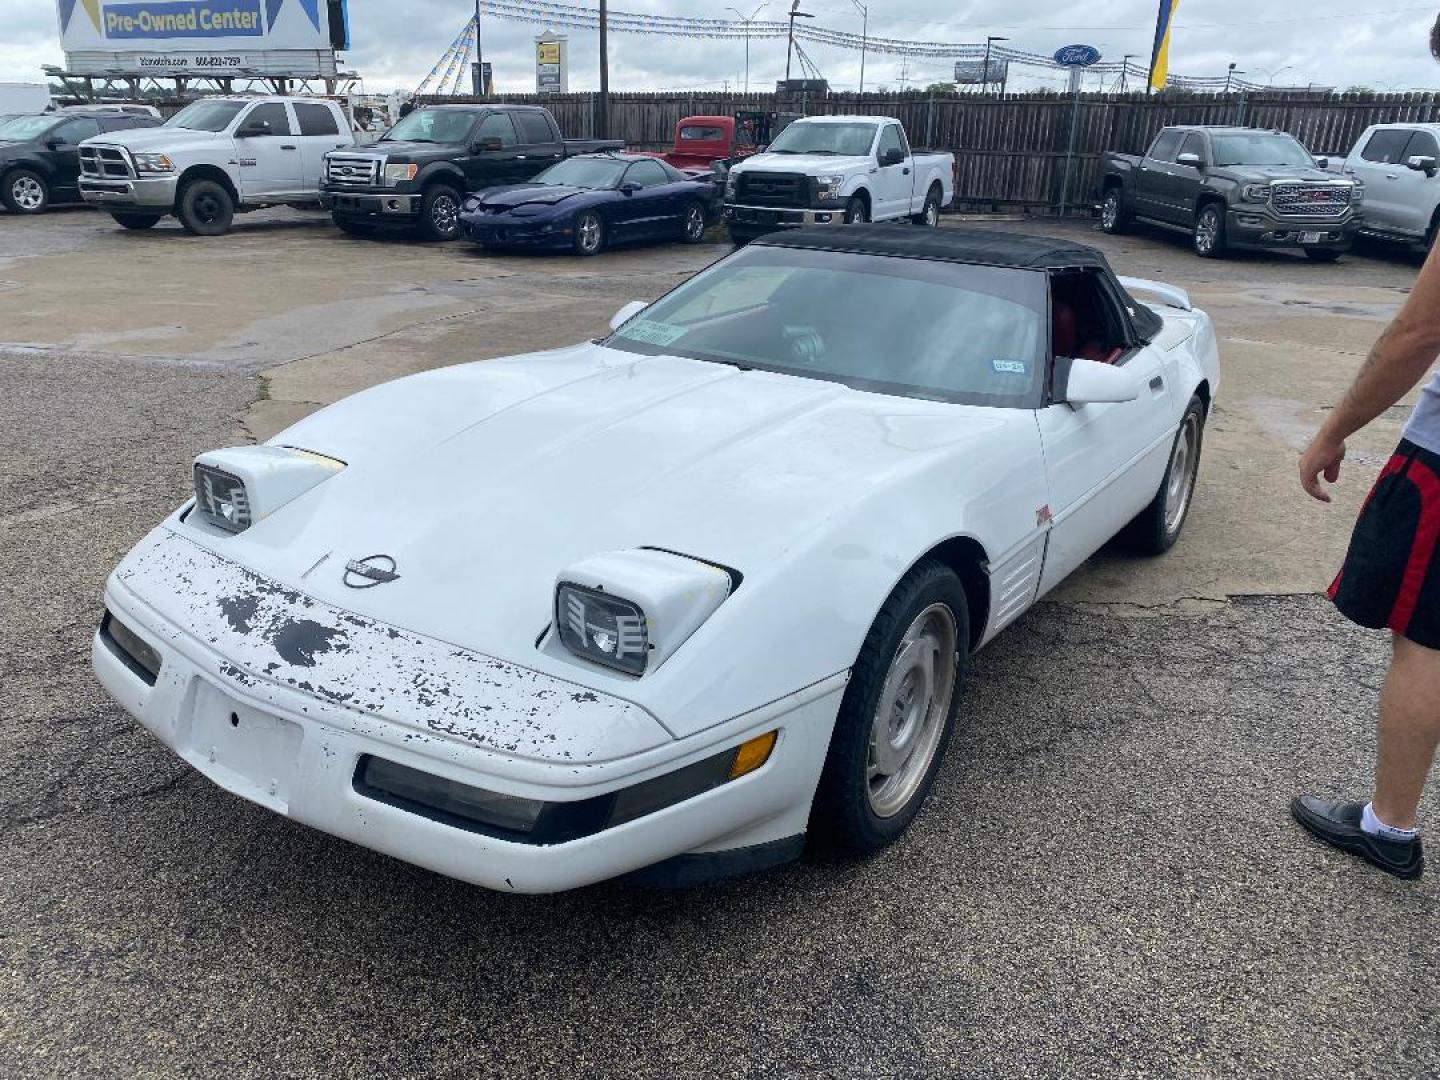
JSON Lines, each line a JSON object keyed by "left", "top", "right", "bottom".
{"left": 459, "top": 153, "right": 722, "bottom": 256}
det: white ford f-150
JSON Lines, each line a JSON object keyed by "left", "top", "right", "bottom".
{"left": 723, "top": 115, "right": 955, "bottom": 242}
{"left": 77, "top": 96, "right": 356, "bottom": 235}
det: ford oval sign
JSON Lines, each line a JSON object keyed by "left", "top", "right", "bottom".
{"left": 1054, "top": 44, "right": 1102, "bottom": 67}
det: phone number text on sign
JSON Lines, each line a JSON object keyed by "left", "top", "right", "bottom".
{"left": 137, "top": 54, "right": 245, "bottom": 68}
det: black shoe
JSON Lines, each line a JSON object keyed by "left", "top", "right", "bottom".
{"left": 1290, "top": 796, "right": 1424, "bottom": 880}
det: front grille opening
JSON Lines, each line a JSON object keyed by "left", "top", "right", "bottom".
{"left": 100, "top": 611, "right": 161, "bottom": 686}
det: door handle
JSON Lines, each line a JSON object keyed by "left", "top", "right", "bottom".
{"left": 1386, "top": 173, "right": 1399, "bottom": 180}
{"left": 516, "top": 154, "right": 527, "bottom": 160}
{"left": 281, "top": 144, "right": 297, "bottom": 151}
{"left": 903, "top": 167, "right": 911, "bottom": 175}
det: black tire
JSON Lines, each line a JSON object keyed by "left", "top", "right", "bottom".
{"left": 1100, "top": 185, "right": 1130, "bottom": 234}
{"left": 177, "top": 178, "right": 234, "bottom": 236}
{"left": 1193, "top": 202, "right": 1227, "bottom": 258}
{"left": 844, "top": 195, "right": 870, "bottom": 224}
{"left": 2, "top": 168, "right": 50, "bottom": 214}
{"left": 811, "top": 560, "right": 969, "bottom": 855}
{"left": 573, "top": 209, "right": 605, "bottom": 255}
{"left": 911, "top": 184, "right": 943, "bottom": 226}
{"left": 332, "top": 214, "right": 376, "bottom": 237}
{"left": 1122, "top": 395, "right": 1207, "bottom": 555}
{"left": 416, "top": 184, "right": 462, "bottom": 242}
{"left": 679, "top": 200, "right": 707, "bottom": 244}
{"left": 1304, "top": 248, "right": 1342, "bottom": 263}
{"left": 110, "top": 213, "right": 161, "bottom": 230}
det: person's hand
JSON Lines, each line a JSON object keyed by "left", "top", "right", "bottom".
{"left": 1300, "top": 435, "right": 1347, "bottom": 503}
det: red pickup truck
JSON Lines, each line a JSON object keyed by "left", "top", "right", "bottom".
{"left": 644, "top": 112, "right": 795, "bottom": 174}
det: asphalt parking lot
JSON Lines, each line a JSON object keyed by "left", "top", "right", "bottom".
{"left": 2, "top": 206, "right": 1438, "bottom": 1078}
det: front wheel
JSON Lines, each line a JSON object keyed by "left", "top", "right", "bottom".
{"left": 844, "top": 195, "right": 870, "bottom": 224}
{"left": 1304, "top": 248, "right": 1343, "bottom": 263}
{"left": 416, "top": 184, "right": 462, "bottom": 242}
{"left": 111, "top": 212, "right": 161, "bottom": 230}
{"left": 1100, "top": 186, "right": 1130, "bottom": 234}
{"left": 811, "top": 560, "right": 968, "bottom": 854}
{"left": 1193, "top": 203, "right": 1227, "bottom": 258}
{"left": 177, "top": 179, "right": 234, "bottom": 236}
{"left": 573, "top": 210, "right": 605, "bottom": 255}
{"left": 912, "top": 184, "right": 942, "bottom": 226}
{"left": 1122, "top": 395, "right": 1206, "bottom": 555}
{"left": 2, "top": 169, "right": 50, "bottom": 214}
{"left": 679, "top": 201, "right": 707, "bottom": 244}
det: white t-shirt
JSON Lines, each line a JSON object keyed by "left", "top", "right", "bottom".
{"left": 1403, "top": 369, "right": 1440, "bottom": 455}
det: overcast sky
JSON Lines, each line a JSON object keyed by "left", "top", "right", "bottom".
{"left": 2, "top": 1, "right": 1438, "bottom": 95}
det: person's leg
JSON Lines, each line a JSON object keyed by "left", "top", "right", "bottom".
{"left": 1371, "top": 633, "right": 1440, "bottom": 830}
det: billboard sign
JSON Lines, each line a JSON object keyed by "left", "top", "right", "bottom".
{"left": 535, "top": 34, "right": 567, "bottom": 94}
{"left": 56, "top": 0, "right": 347, "bottom": 76}
{"left": 954, "top": 59, "right": 1008, "bottom": 85}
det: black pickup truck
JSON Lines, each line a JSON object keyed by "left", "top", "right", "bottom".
{"left": 322, "top": 104, "right": 623, "bottom": 241}
{"left": 1097, "top": 125, "right": 1363, "bottom": 261}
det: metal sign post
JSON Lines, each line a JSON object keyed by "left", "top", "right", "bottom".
{"left": 1054, "top": 44, "right": 1102, "bottom": 215}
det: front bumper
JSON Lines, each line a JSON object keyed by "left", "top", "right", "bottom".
{"left": 79, "top": 175, "right": 178, "bottom": 209}
{"left": 94, "top": 529, "right": 839, "bottom": 893}
{"left": 1226, "top": 206, "right": 1358, "bottom": 250}
{"left": 461, "top": 214, "right": 570, "bottom": 248}
{"left": 322, "top": 190, "right": 422, "bottom": 219}
{"left": 724, "top": 202, "right": 847, "bottom": 233}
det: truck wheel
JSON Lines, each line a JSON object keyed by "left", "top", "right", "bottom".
{"left": 417, "top": 184, "right": 462, "bottom": 242}
{"left": 332, "top": 215, "right": 376, "bottom": 237}
{"left": 844, "top": 196, "right": 869, "bottom": 224}
{"left": 1193, "top": 203, "right": 1227, "bottom": 258}
{"left": 1100, "top": 186, "right": 1130, "bottom": 234}
{"left": 912, "top": 184, "right": 942, "bottom": 227}
{"left": 811, "top": 559, "right": 968, "bottom": 854}
{"left": 110, "top": 213, "right": 162, "bottom": 230}
{"left": 2, "top": 169, "right": 50, "bottom": 214}
{"left": 1304, "top": 248, "right": 1342, "bottom": 263}
{"left": 177, "top": 179, "right": 234, "bottom": 236}
{"left": 1122, "top": 395, "right": 1206, "bottom": 555}
{"left": 679, "top": 201, "right": 707, "bottom": 244}
{"left": 573, "top": 210, "right": 605, "bottom": 255}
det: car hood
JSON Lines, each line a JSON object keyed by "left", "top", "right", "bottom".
{"left": 85, "top": 126, "right": 228, "bottom": 151}
{"left": 1215, "top": 164, "right": 1353, "bottom": 184}
{"left": 199, "top": 343, "right": 1017, "bottom": 671}
{"left": 738, "top": 151, "right": 871, "bottom": 174}
{"left": 369, "top": 139, "right": 465, "bottom": 160}
{"left": 475, "top": 183, "right": 589, "bottom": 208}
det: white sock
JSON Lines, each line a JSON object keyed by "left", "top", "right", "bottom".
{"left": 1361, "top": 802, "right": 1421, "bottom": 842}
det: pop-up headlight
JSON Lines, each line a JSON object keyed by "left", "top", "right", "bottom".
{"left": 192, "top": 446, "right": 344, "bottom": 535}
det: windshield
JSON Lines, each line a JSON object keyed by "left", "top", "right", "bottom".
{"left": 382, "top": 108, "right": 478, "bottom": 144}
{"left": 165, "top": 100, "right": 246, "bottom": 132}
{"left": 766, "top": 121, "right": 877, "bottom": 157}
{"left": 1211, "top": 133, "right": 1314, "bottom": 167}
{"left": 680, "top": 125, "right": 726, "bottom": 141}
{"left": 0, "top": 115, "right": 59, "bottom": 141}
{"left": 535, "top": 157, "right": 627, "bottom": 188}
{"left": 606, "top": 246, "right": 1047, "bottom": 407}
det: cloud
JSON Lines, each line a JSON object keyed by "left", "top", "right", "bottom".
{"left": 1, "top": 1, "right": 1436, "bottom": 94}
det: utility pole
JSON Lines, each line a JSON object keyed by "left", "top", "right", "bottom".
{"left": 1224, "top": 61, "right": 1236, "bottom": 94}
{"left": 727, "top": 4, "right": 767, "bottom": 96}
{"left": 1119, "top": 53, "right": 1136, "bottom": 94}
{"left": 785, "top": 1, "right": 814, "bottom": 84}
{"left": 851, "top": 0, "right": 868, "bottom": 94}
{"left": 598, "top": 0, "right": 609, "bottom": 138}
{"left": 471, "top": 1, "right": 485, "bottom": 96}
{"left": 983, "top": 36, "right": 1008, "bottom": 95}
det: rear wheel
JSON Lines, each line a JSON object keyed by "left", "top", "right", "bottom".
{"left": 912, "top": 184, "right": 942, "bottom": 226}
{"left": 2, "top": 169, "right": 49, "bottom": 214}
{"left": 812, "top": 560, "right": 969, "bottom": 854}
{"left": 1193, "top": 203, "right": 1227, "bottom": 258}
{"left": 1100, "top": 185, "right": 1130, "bottom": 234}
{"left": 679, "top": 201, "right": 707, "bottom": 243}
{"left": 1122, "top": 395, "right": 1206, "bottom": 554}
{"left": 573, "top": 210, "right": 605, "bottom": 255}
{"left": 844, "top": 195, "right": 870, "bottom": 224}
{"left": 176, "top": 178, "right": 234, "bottom": 235}
{"left": 111, "top": 212, "right": 161, "bottom": 230}
{"left": 1304, "top": 248, "right": 1342, "bottom": 263}
{"left": 416, "top": 184, "right": 462, "bottom": 241}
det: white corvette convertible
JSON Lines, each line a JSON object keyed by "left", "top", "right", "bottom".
{"left": 95, "top": 226, "right": 1219, "bottom": 892}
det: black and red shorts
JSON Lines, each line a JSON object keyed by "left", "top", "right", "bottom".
{"left": 1331, "top": 439, "right": 1440, "bottom": 650}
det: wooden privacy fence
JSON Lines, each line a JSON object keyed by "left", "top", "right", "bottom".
{"left": 417, "top": 89, "right": 1440, "bottom": 213}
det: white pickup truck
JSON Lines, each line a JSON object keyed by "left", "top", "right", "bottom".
{"left": 1335, "top": 122, "right": 1440, "bottom": 250}
{"left": 723, "top": 114, "right": 955, "bottom": 243}
{"left": 77, "top": 96, "right": 356, "bottom": 235}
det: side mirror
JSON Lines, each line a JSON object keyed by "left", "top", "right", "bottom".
{"left": 609, "top": 300, "right": 647, "bottom": 330}
{"left": 473, "top": 136, "right": 503, "bottom": 152}
{"left": 1408, "top": 154, "right": 1439, "bottom": 177}
{"left": 1176, "top": 151, "right": 1204, "bottom": 169}
{"left": 1062, "top": 358, "right": 1142, "bottom": 406}
{"left": 236, "top": 120, "right": 272, "bottom": 138}
{"left": 45, "top": 137, "right": 65, "bottom": 150}
{"left": 879, "top": 148, "right": 906, "bottom": 167}
{"left": 620, "top": 181, "right": 641, "bottom": 195}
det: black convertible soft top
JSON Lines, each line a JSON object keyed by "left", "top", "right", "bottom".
{"left": 755, "top": 224, "right": 1164, "bottom": 341}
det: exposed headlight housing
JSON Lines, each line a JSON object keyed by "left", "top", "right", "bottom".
{"left": 191, "top": 446, "right": 345, "bottom": 536}
{"left": 131, "top": 152, "right": 175, "bottom": 174}
{"left": 815, "top": 174, "right": 844, "bottom": 201}
{"left": 1242, "top": 183, "right": 1272, "bottom": 203}
{"left": 557, "top": 584, "right": 650, "bottom": 675}
{"left": 383, "top": 162, "right": 419, "bottom": 185}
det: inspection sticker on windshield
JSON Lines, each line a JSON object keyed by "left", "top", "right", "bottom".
{"left": 623, "top": 320, "right": 688, "bottom": 346}
{"left": 992, "top": 359, "right": 1028, "bottom": 375}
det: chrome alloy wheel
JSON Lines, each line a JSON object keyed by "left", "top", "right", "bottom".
{"left": 577, "top": 212, "right": 602, "bottom": 253}
{"left": 866, "top": 603, "right": 958, "bottom": 819}
{"left": 1102, "top": 190, "right": 1120, "bottom": 231}
{"left": 1194, "top": 207, "right": 1220, "bottom": 255}
{"left": 1164, "top": 410, "right": 1201, "bottom": 536}
{"left": 11, "top": 174, "right": 44, "bottom": 211}
{"left": 431, "top": 194, "right": 459, "bottom": 235}
{"left": 683, "top": 204, "right": 705, "bottom": 240}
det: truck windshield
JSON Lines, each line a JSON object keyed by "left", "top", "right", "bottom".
{"left": 0, "top": 115, "right": 58, "bottom": 141}
{"left": 766, "top": 122, "right": 877, "bottom": 156}
{"left": 166, "top": 100, "right": 246, "bottom": 132}
{"left": 383, "top": 109, "right": 478, "bottom": 144}
{"left": 1210, "top": 133, "right": 1314, "bottom": 167}
{"left": 606, "top": 245, "right": 1047, "bottom": 408}
{"left": 535, "top": 157, "right": 628, "bottom": 188}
